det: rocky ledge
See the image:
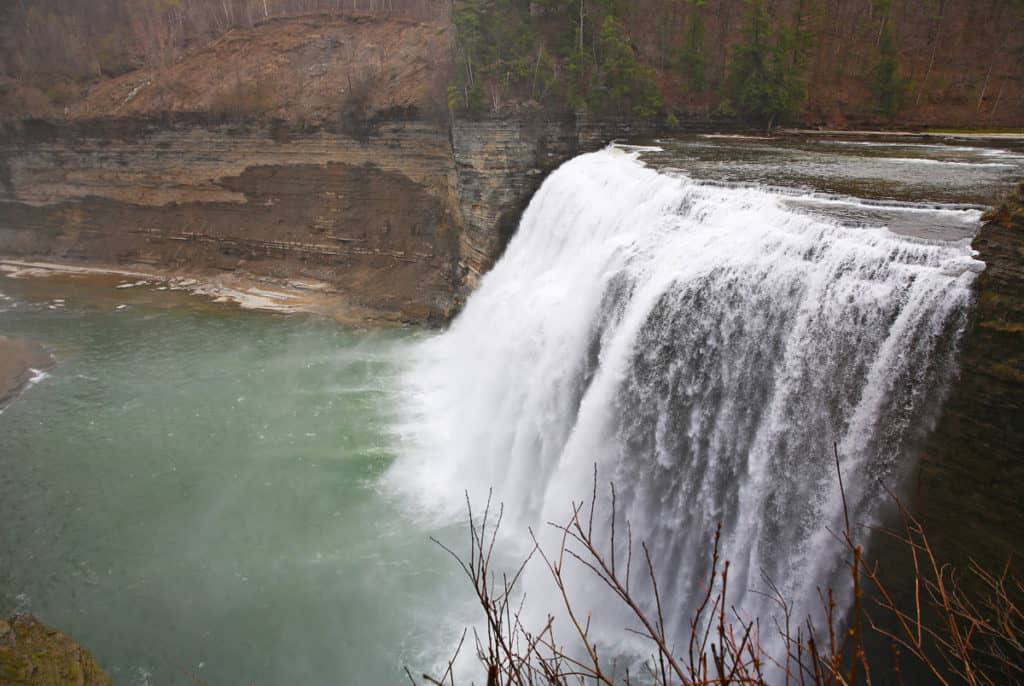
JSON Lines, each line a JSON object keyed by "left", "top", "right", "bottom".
{"left": 0, "top": 336, "right": 53, "bottom": 408}
{"left": 0, "top": 615, "right": 111, "bottom": 686}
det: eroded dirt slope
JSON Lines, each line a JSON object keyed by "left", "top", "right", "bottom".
{"left": 73, "top": 14, "right": 452, "bottom": 123}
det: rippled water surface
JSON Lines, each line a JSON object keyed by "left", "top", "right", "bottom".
{"left": 0, "top": 276, "right": 464, "bottom": 685}
{"left": 639, "top": 134, "right": 1024, "bottom": 239}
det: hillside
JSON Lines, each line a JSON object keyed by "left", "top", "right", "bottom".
{"left": 2, "top": 0, "right": 1023, "bottom": 128}
{"left": 72, "top": 14, "right": 453, "bottom": 124}
{"left": 447, "top": 0, "right": 1024, "bottom": 128}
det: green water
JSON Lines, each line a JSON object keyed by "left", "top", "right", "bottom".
{"left": 0, "top": 276, "right": 463, "bottom": 686}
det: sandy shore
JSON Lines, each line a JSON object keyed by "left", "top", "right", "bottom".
{"left": 0, "top": 259, "right": 411, "bottom": 326}
{"left": 0, "top": 336, "right": 53, "bottom": 408}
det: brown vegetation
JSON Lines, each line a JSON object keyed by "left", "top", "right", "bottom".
{"left": 0, "top": 1, "right": 451, "bottom": 123}
{"left": 3, "top": 0, "right": 1022, "bottom": 127}
{"left": 415, "top": 454, "right": 1023, "bottom": 685}
{"left": 0, "top": 614, "right": 112, "bottom": 686}
{"left": 70, "top": 13, "right": 453, "bottom": 124}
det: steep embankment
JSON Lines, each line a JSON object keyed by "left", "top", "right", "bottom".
{"left": 919, "top": 183, "right": 1024, "bottom": 565}
{"left": 0, "top": 15, "right": 643, "bottom": 323}
{"left": 71, "top": 14, "right": 451, "bottom": 124}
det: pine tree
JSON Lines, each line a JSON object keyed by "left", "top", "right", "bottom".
{"left": 725, "top": 0, "right": 806, "bottom": 127}
{"left": 681, "top": 0, "right": 707, "bottom": 91}
{"left": 872, "top": 24, "right": 906, "bottom": 119}
{"left": 596, "top": 15, "right": 662, "bottom": 116}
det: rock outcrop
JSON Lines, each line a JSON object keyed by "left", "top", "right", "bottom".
{"left": 0, "top": 117, "right": 464, "bottom": 323}
{"left": 917, "top": 182, "right": 1024, "bottom": 565}
{"left": 0, "top": 337, "right": 52, "bottom": 408}
{"left": 451, "top": 113, "right": 667, "bottom": 292}
{"left": 0, "top": 615, "right": 111, "bottom": 686}
{"left": 0, "top": 108, "right": 658, "bottom": 322}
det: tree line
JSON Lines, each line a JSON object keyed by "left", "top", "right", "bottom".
{"left": 449, "top": 0, "right": 1024, "bottom": 125}
{"left": 1, "top": 0, "right": 1022, "bottom": 126}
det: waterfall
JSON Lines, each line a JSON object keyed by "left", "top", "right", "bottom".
{"left": 387, "top": 146, "right": 982, "bottom": 664}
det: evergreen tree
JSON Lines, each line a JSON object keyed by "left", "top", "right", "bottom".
{"left": 596, "top": 15, "right": 662, "bottom": 116}
{"left": 872, "top": 24, "right": 906, "bottom": 119}
{"left": 725, "top": 0, "right": 807, "bottom": 126}
{"left": 451, "top": 0, "right": 536, "bottom": 114}
{"left": 681, "top": 0, "right": 707, "bottom": 91}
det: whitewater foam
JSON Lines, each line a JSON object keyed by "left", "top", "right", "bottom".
{"left": 880, "top": 156, "right": 1015, "bottom": 168}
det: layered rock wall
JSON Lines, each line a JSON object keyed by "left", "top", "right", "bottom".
{"left": 451, "top": 116, "right": 577, "bottom": 290}
{"left": 0, "top": 114, "right": 642, "bottom": 322}
{"left": 917, "top": 184, "right": 1024, "bottom": 565}
{"left": 1, "top": 119, "right": 464, "bottom": 322}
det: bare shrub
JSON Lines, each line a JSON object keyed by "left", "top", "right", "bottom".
{"left": 412, "top": 452, "right": 1023, "bottom": 686}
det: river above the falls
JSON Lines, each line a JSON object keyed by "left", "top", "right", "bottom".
{"left": 1, "top": 134, "right": 1021, "bottom": 685}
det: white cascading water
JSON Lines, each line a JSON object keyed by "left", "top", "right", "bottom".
{"left": 388, "top": 147, "right": 982, "bottom": 667}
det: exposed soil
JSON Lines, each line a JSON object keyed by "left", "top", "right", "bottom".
{"left": 73, "top": 14, "right": 453, "bottom": 125}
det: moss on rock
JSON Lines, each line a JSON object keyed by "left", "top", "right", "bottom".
{"left": 980, "top": 181, "right": 1024, "bottom": 229}
{"left": 0, "top": 615, "right": 111, "bottom": 686}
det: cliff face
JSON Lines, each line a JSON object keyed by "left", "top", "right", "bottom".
{"left": 0, "top": 10, "right": 654, "bottom": 325}
{"left": 917, "top": 184, "right": 1024, "bottom": 565}
{"left": 0, "top": 14, "right": 478, "bottom": 322}
{"left": 452, "top": 116, "right": 578, "bottom": 290}
{"left": 0, "top": 113, "right": 639, "bottom": 322}
{"left": 0, "top": 118, "right": 463, "bottom": 322}
{"left": 451, "top": 114, "right": 678, "bottom": 291}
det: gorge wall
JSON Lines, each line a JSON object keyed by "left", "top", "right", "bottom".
{"left": 2, "top": 11, "right": 1016, "bottom": 325}
{"left": 0, "top": 13, "right": 598, "bottom": 324}
{"left": 918, "top": 184, "right": 1024, "bottom": 567}
{"left": 0, "top": 118, "right": 462, "bottom": 322}
{"left": 0, "top": 113, "right": 659, "bottom": 322}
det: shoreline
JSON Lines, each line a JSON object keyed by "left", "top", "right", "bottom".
{"left": 0, "top": 259, "right": 416, "bottom": 327}
{"left": 777, "top": 128, "right": 1024, "bottom": 141}
{"left": 0, "top": 336, "right": 54, "bottom": 409}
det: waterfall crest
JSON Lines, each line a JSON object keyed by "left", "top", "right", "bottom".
{"left": 388, "top": 147, "right": 981, "bottom": 653}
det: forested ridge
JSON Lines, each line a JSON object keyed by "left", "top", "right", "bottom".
{"left": 450, "top": 0, "right": 1024, "bottom": 126}
{"left": 2, "top": 0, "right": 1023, "bottom": 127}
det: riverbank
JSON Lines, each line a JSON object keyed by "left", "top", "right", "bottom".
{"left": 0, "top": 335, "right": 52, "bottom": 409}
{"left": 0, "top": 259, "right": 413, "bottom": 326}
{"left": 0, "top": 614, "right": 112, "bottom": 686}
